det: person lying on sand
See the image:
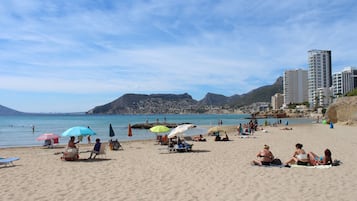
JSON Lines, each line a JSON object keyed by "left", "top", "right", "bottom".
{"left": 193, "top": 134, "right": 206, "bottom": 142}
{"left": 308, "top": 149, "right": 332, "bottom": 166}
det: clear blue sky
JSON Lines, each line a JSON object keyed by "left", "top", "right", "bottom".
{"left": 1, "top": 0, "right": 357, "bottom": 113}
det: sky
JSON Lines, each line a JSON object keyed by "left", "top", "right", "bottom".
{"left": 1, "top": 0, "right": 357, "bottom": 113}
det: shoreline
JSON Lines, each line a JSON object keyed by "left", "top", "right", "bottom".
{"left": 1, "top": 123, "right": 357, "bottom": 200}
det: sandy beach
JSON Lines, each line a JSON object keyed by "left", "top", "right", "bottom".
{"left": 1, "top": 123, "right": 357, "bottom": 201}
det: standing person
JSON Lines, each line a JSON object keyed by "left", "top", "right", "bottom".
{"left": 88, "top": 138, "right": 101, "bottom": 159}
{"left": 284, "top": 143, "right": 309, "bottom": 167}
{"left": 252, "top": 145, "right": 274, "bottom": 166}
{"left": 237, "top": 123, "right": 242, "bottom": 135}
{"left": 87, "top": 135, "right": 91, "bottom": 144}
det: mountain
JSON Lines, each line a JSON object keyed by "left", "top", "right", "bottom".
{"left": 197, "top": 93, "right": 229, "bottom": 106}
{"left": 0, "top": 105, "right": 23, "bottom": 115}
{"left": 88, "top": 93, "right": 198, "bottom": 114}
{"left": 228, "top": 77, "right": 283, "bottom": 107}
{"left": 88, "top": 77, "right": 283, "bottom": 114}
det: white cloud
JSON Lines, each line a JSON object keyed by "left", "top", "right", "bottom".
{"left": 1, "top": 0, "right": 357, "bottom": 112}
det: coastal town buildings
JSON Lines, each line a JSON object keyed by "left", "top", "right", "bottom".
{"left": 283, "top": 69, "right": 308, "bottom": 106}
{"left": 307, "top": 50, "right": 332, "bottom": 108}
{"left": 332, "top": 66, "right": 357, "bottom": 96}
{"left": 271, "top": 93, "right": 284, "bottom": 110}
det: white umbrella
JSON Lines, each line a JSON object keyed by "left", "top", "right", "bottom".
{"left": 168, "top": 124, "right": 195, "bottom": 138}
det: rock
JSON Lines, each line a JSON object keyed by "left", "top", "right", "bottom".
{"left": 326, "top": 96, "right": 357, "bottom": 123}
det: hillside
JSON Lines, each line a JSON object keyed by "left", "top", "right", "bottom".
{"left": 88, "top": 77, "right": 283, "bottom": 114}
{"left": 228, "top": 77, "right": 283, "bottom": 107}
{"left": 0, "top": 105, "right": 23, "bottom": 115}
{"left": 88, "top": 93, "right": 198, "bottom": 114}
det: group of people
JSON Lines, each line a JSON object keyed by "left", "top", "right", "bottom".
{"left": 237, "top": 119, "right": 258, "bottom": 135}
{"left": 63, "top": 136, "right": 102, "bottom": 160}
{"left": 252, "top": 143, "right": 332, "bottom": 167}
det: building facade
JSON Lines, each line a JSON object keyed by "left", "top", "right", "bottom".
{"left": 271, "top": 93, "right": 284, "bottom": 110}
{"left": 332, "top": 67, "right": 357, "bottom": 96}
{"left": 307, "top": 50, "right": 332, "bottom": 108}
{"left": 283, "top": 69, "right": 308, "bottom": 105}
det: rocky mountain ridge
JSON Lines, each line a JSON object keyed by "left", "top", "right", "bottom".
{"left": 87, "top": 77, "right": 283, "bottom": 114}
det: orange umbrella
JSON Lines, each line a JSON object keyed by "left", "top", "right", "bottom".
{"left": 128, "top": 124, "right": 132, "bottom": 137}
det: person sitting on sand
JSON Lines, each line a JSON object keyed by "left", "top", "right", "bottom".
{"left": 252, "top": 144, "right": 274, "bottom": 166}
{"left": 88, "top": 138, "right": 101, "bottom": 159}
{"left": 221, "top": 133, "right": 229, "bottom": 141}
{"left": 308, "top": 149, "right": 332, "bottom": 166}
{"left": 284, "top": 143, "right": 309, "bottom": 166}
{"left": 67, "top": 136, "right": 79, "bottom": 148}
{"left": 215, "top": 134, "right": 221, "bottom": 141}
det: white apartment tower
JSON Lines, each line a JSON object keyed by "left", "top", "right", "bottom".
{"left": 307, "top": 50, "right": 332, "bottom": 108}
{"left": 283, "top": 69, "right": 308, "bottom": 105}
{"left": 271, "top": 93, "right": 284, "bottom": 110}
{"left": 332, "top": 66, "right": 357, "bottom": 96}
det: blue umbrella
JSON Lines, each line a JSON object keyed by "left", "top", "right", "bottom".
{"left": 61, "top": 126, "right": 96, "bottom": 137}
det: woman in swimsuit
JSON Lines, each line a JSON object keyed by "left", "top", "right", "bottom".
{"left": 284, "top": 143, "right": 309, "bottom": 166}
{"left": 252, "top": 144, "right": 274, "bottom": 166}
{"left": 308, "top": 149, "right": 332, "bottom": 166}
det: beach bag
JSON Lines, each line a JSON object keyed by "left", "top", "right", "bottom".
{"left": 271, "top": 158, "right": 282, "bottom": 165}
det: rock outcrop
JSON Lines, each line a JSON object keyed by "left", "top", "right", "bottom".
{"left": 326, "top": 96, "right": 357, "bottom": 123}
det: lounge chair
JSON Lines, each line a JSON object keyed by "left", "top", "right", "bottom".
{"left": 0, "top": 157, "right": 20, "bottom": 167}
{"left": 95, "top": 144, "right": 107, "bottom": 159}
{"left": 173, "top": 143, "right": 193, "bottom": 152}
{"left": 110, "top": 139, "right": 123, "bottom": 150}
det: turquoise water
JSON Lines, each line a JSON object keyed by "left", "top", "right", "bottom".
{"left": 0, "top": 114, "right": 312, "bottom": 148}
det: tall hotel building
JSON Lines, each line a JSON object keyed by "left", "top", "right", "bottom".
{"left": 307, "top": 50, "right": 332, "bottom": 108}
{"left": 332, "top": 67, "right": 357, "bottom": 96}
{"left": 283, "top": 69, "right": 308, "bottom": 105}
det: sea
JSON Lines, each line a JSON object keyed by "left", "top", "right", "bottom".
{"left": 0, "top": 114, "right": 313, "bottom": 148}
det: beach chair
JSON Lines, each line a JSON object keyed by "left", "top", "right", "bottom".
{"left": 0, "top": 157, "right": 20, "bottom": 167}
{"left": 110, "top": 139, "right": 123, "bottom": 150}
{"left": 95, "top": 144, "right": 107, "bottom": 158}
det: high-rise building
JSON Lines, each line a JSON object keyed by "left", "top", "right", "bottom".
{"left": 271, "top": 93, "right": 284, "bottom": 110}
{"left": 283, "top": 69, "right": 308, "bottom": 105}
{"left": 332, "top": 66, "right": 357, "bottom": 96}
{"left": 307, "top": 50, "right": 332, "bottom": 108}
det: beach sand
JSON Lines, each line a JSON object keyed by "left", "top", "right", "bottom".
{"left": 1, "top": 123, "right": 357, "bottom": 201}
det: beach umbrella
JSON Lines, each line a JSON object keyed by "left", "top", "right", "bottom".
{"left": 109, "top": 124, "right": 115, "bottom": 137}
{"left": 207, "top": 126, "right": 225, "bottom": 134}
{"left": 168, "top": 124, "right": 195, "bottom": 138}
{"left": 128, "top": 124, "right": 132, "bottom": 137}
{"left": 36, "top": 133, "right": 59, "bottom": 141}
{"left": 149, "top": 125, "right": 170, "bottom": 133}
{"left": 61, "top": 126, "right": 96, "bottom": 137}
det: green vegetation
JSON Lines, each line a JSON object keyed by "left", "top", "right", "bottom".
{"left": 346, "top": 88, "right": 357, "bottom": 96}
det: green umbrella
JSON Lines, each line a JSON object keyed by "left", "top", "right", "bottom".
{"left": 149, "top": 125, "right": 170, "bottom": 133}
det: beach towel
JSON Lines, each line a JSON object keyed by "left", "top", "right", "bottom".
{"left": 290, "top": 164, "right": 332, "bottom": 169}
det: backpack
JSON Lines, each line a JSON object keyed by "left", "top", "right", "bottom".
{"left": 271, "top": 158, "right": 282, "bottom": 165}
